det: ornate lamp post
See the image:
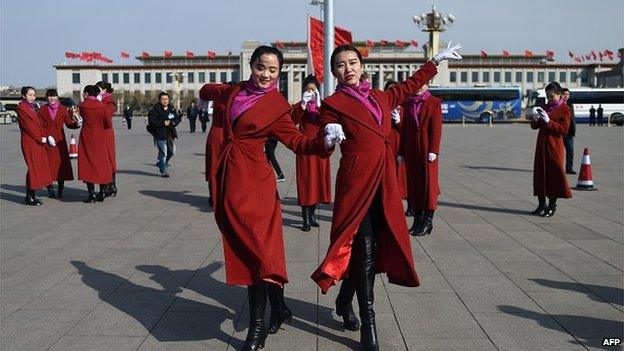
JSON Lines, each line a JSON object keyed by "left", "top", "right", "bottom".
{"left": 413, "top": 5, "right": 455, "bottom": 60}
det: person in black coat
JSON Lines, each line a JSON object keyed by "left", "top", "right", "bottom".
{"left": 147, "top": 92, "right": 181, "bottom": 177}
{"left": 597, "top": 104, "right": 604, "bottom": 126}
{"left": 589, "top": 105, "right": 596, "bottom": 126}
{"left": 123, "top": 105, "right": 133, "bottom": 129}
{"left": 186, "top": 101, "right": 199, "bottom": 132}
{"left": 561, "top": 88, "right": 576, "bottom": 174}
{"left": 199, "top": 107, "right": 210, "bottom": 133}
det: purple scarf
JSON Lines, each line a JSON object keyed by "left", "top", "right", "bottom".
{"left": 85, "top": 95, "right": 98, "bottom": 101}
{"left": 47, "top": 101, "right": 60, "bottom": 121}
{"left": 336, "top": 80, "right": 382, "bottom": 126}
{"left": 544, "top": 98, "right": 565, "bottom": 114}
{"left": 229, "top": 77, "right": 278, "bottom": 123}
{"left": 409, "top": 90, "right": 431, "bottom": 127}
{"left": 306, "top": 96, "right": 320, "bottom": 118}
{"left": 20, "top": 100, "right": 36, "bottom": 113}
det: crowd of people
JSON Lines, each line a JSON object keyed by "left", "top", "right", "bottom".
{"left": 16, "top": 39, "right": 580, "bottom": 351}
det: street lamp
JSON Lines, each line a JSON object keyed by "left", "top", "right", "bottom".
{"left": 168, "top": 72, "right": 184, "bottom": 110}
{"left": 413, "top": 5, "right": 455, "bottom": 60}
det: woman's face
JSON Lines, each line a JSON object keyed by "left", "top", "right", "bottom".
{"left": 251, "top": 53, "right": 280, "bottom": 89}
{"left": 23, "top": 89, "right": 36, "bottom": 103}
{"left": 416, "top": 83, "right": 429, "bottom": 95}
{"left": 546, "top": 89, "right": 561, "bottom": 103}
{"left": 47, "top": 95, "right": 59, "bottom": 104}
{"left": 304, "top": 82, "right": 317, "bottom": 93}
{"left": 332, "top": 50, "right": 362, "bottom": 86}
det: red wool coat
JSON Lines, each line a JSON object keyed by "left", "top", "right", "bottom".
{"left": 200, "top": 83, "right": 331, "bottom": 286}
{"left": 531, "top": 103, "right": 572, "bottom": 198}
{"left": 78, "top": 99, "right": 113, "bottom": 184}
{"left": 399, "top": 95, "right": 443, "bottom": 210}
{"left": 101, "top": 95, "right": 117, "bottom": 173}
{"left": 312, "top": 61, "right": 438, "bottom": 294}
{"left": 291, "top": 103, "right": 332, "bottom": 206}
{"left": 39, "top": 104, "right": 79, "bottom": 182}
{"left": 388, "top": 109, "right": 408, "bottom": 199}
{"left": 201, "top": 84, "right": 229, "bottom": 208}
{"left": 17, "top": 102, "right": 52, "bottom": 189}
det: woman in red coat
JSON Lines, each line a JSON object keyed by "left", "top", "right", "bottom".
{"left": 384, "top": 80, "right": 410, "bottom": 214}
{"left": 17, "top": 86, "right": 53, "bottom": 205}
{"left": 78, "top": 85, "right": 113, "bottom": 203}
{"left": 96, "top": 81, "right": 117, "bottom": 197}
{"left": 530, "top": 81, "right": 572, "bottom": 217}
{"left": 203, "top": 83, "right": 232, "bottom": 208}
{"left": 39, "top": 89, "right": 81, "bottom": 198}
{"left": 200, "top": 46, "right": 340, "bottom": 351}
{"left": 398, "top": 83, "right": 443, "bottom": 236}
{"left": 311, "top": 43, "right": 461, "bottom": 350}
{"left": 291, "top": 75, "right": 332, "bottom": 232}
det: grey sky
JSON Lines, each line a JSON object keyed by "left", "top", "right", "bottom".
{"left": 1, "top": 0, "right": 622, "bottom": 87}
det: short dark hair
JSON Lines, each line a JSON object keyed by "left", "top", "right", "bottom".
{"left": 561, "top": 87, "right": 570, "bottom": 94}
{"left": 158, "top": 92, "right": 169, "bottom": 99}
{"left": 95, "top": 81, "right": 113, "bottom": 93}
{"left": 250, "top": 45, "right": 283, "bottom": 70}
{"left": 20, "top": 86, "right": 35, "bottom": 97}
{"left": 330, "top": 44, "right": 363, "bottom": 72}
{"left": 45, "top": 89, "right": 58, "bottom": 97}
{"left": 83, "top": 85, "right": 98, "bottom": 96}
{"left": 384, "top": 80, "right": 398, "bottom": 91}
{"left": 545, "top": 82, "right": 562, "bottom": 94}
{"left": 302, "top": 74, "right": 320, "bottom": 89}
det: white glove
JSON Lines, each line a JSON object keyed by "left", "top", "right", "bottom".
{"left": 47, "top": 136, "right": 56, "bottom": 147}
{"left": 538, "top": 109, "right": 550, "bottom": 123}
{"left": 397, "top": 155, "right": 404, "bottom": 164}
{"left": 41, "top": 137, "right": 47, "bottom": 143}
{"left": 314, "top": 89, "right": 321, "bottom": 108}
{"left": 391, "top": 107, "right": 401, "bottom": 124}
{"left": 434, "top": 41, "right": 463, "bottom": 63}
{"left": 324, "top": 123, "right": 346, "bottom": 147}
{"left": 531, "top": 107, "right": 541, "bottom": 121}
{"left": 76, "top": 115, "right": 83, "bottom": 127}
{"left": 301, "top": 91, "right": 315, "bottom": 110}
{"left": 428, "top": 152, "right": 437, "bottom": 162}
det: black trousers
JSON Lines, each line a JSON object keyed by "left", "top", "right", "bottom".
{"left": 265, "top": 138, "right": 283, "bottom": 177}
{"left": 563, "top": 135, "right": 574, "bottom": 172}
{"left": 589, "top": 117, "right": 596, "bottom": 126}
{"left": 124, "top": 117, "right": 132, "bottom": 129}
{"left": 189, "top": 117, "right": 197, "bottom": 132}
{"left": 200, "top": 118, "right": 208, "bottom": 133}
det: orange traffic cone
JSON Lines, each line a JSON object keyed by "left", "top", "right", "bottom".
{"left": 69, "top": 134, "right": 78, "bottom": 158}
{"left": 573, "top": 148, "right": 597, "bottom": 191}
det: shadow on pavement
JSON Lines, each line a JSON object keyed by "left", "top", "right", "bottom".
{"left": 139, "top": 190, "right": 212, "bottom": 213}
{"left": 531, "top": 278, "right": 623, "bottom": 307}
{"left": 461, "top": 165, "right": 532, "bottom": 173}
{"left": 438, "top": 201, "right": 530, "bottom": 215}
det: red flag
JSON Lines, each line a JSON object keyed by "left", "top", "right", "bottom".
{"left": 568, "top": 51, "right": 574, "bottom": 58}
{"left": 366, "top": 40, "right": 374, "bottom": 48}
{"left": 275, "top": 41, "right": 285, "bottom": 49}
{"left": 100, "top": 56, "right": 113, "bottom": 63}
{"left": 379, "top": 39, "right": 388, "bottom": 46}
{"left": 185, "top": 51, "right": 194, "bottom": 58}
{"left": 65, "top": 52, "right": 79, "bottom": 59}
{"left": 585, "top": 54, "right": 591, "bottom": 60}
{"left": 395, "top": 40, "right": 405, "bottom": 48}
{"left": 545, "top": 50, "right": 555, "bottom": 59}
{"left": 164, "top": 51, "right": 173, "bottom": 58}
{"left": 141, "top": 51, "right": 150, "bottom": 59}
{"left": 290, "top": 41, "right": 296, "bottom": 47}
{"left": 359, "top": 47, "right": 369, "bottom": 58}
{"left": 80, "top": 52, "right": 93, "bottom": 61}
{"left": 524, "top": 50, "right": 534, "bottom": 58}
{"left": 92, "top": 52, "right": 102, "bottom": 61}
{"left": 480, "top": 50, "right": 488, "bottom": 58}
{"left": 574, "top": 57, "right": 582, "bottom": 63}
{"left": 411, "top": 40, "right": 418, "bottom": 47}
{"left": 590, "top": 50, "right": 597, "bottom": 60}
{"left": 207, "top": 51, "right": 216, "bottom": 59}
{"left": 120, "top": 51, "right": 130, "bottom": 58}
{"left": 308, "top": 16, "right": 353, "bottom": 81}
{"left": 502, "top": 50, "right": 510, "bottom": 57}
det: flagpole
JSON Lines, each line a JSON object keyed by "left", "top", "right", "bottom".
{"left": 323, "top": 0, "right": 334, "bottom": 97}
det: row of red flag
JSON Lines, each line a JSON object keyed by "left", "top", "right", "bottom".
{"left": 478, "top": 49, "right": 619, "bottom": 61}
{"left": 479, "top": 50, "right": 551, "bottom": 59}
{"left": 65, "top": 50, "right": 219, "bottom": 62}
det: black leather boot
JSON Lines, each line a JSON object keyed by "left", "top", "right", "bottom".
{"left": 354, "top": 235, "right": 379, "bottom": 351}
{"left": 107, "top": 174, "right": 117, "bottom": 197}
{"left": 241, "top": 282, "right": 268, "bottom": 351}
{"left": 301, "top": 207, "right": 311, "bottom": 232}
{"left": 531, "top": 196, "right": 547, "bottom": 215}
{"left": 267, "top": 283, "right": 292, "bottom": 334}
{"left": 543, "top": 198, "right": 557, "bottom": 217}
{"left": 96, "top": 185, "right": 107, "bottom": 202}
{"left": 405, "top": 207, "right": 413, "bottom": 217}
{"left": 309, "top": 204, "right": 319, "bottom": 227}
{"left": 335, "top": 277, "right": 360, "bottom": 331}
{"left": 413, "top": 210, "right": 434, "bottom": 236}
{"left": 84, "top": 183, "right": 96, "bottom": 203}
{"left": 409, "top": 210, "right": 424, "bottom": 235}
{"left": 47, "top": 185, "right": 56, "bottom": 198}
{"left": 57, "top": 181, "right": 64, "bottom": 198}
{"left": 24, "top": 189, "right": 42, "bottom": 206}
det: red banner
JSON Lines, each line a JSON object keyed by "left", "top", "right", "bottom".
{"left": 502, "top": 50, "right": 510, "bottom": 57}
{"left": 186, "top": 51, "right": 194, "bottom": 58}
{"left": 65, "top": 52, "right": 80, "bottom": 59}
{"left": 164, "top": 51, "right": 173, "bottom": 58}
{"left": 120, "top": 51, "right": 130, "bottom": 58}
{"left": 308, "top": 16, "right": 352, "bottom": 82}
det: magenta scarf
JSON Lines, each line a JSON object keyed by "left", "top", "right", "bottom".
{"left": 229, "top": 77, "right": 278, "bottom": 123}
{"left": 85, "top": 95, "right": 99, "bottom": 101}
{"left": 20, "top": 100, "right": 36, "bottom": 113}
{"left": 47, "top": 101, "right": 60, "bottom": 121}
{"left": 544, "top": 98, "right": 565, "bottom": 114}
{"left": 306, "top": 96, "right": 320, "bottom": 118}
{"left": 336, "top": 80, "right": 382, "bottom": 126}
{"left": 409, "top": 90, "right": 431, "bottom": 127}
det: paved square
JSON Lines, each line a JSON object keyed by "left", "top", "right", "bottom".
{"left": 1, "top": 120, "right": 622, "bottom": 350}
